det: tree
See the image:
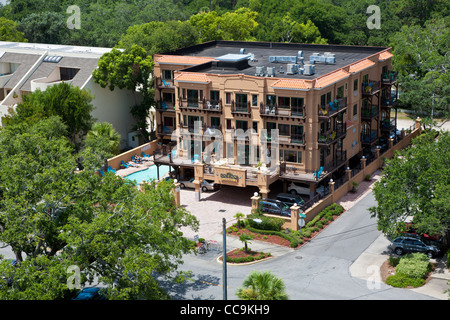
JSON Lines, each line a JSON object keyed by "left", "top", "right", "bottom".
{"left": 0, "top": 17, "right": 27, "bottom": 42}
{"left": 391, "top": 17, "right": 450, "bottom": 127}
{"left": 0, "top": 117, "right": 199, "bottom": 299}
{"left": 236, "top": 270, "right": 288, "bottom": 300}
{"left": 370, "top": 131, "right": 450, "bottom": 238}
{"left": 189, "top": 8, "right": 258, "bottom": 41}
{"left": 18, "top": 12, "right": 69, "bottom": 44}
{"left": 2, "top": 82, "right": 95, "bottom": 151}
{"left": 85, "top": 122, "right": 121, "bottom": 156}
{"left": 239, "top": 233, "right": 253, "bottom": 253}
{"left": 93, "top": 45, "right": 154, "bottom": 141}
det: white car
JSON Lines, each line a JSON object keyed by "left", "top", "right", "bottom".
{"left": 179, "top": 178, "right": 218, "bottom": 192}
{"left": 288, "top": 182, "right": 325, "bottom": 196}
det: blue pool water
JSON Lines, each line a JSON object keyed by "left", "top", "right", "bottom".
{"left": 125, "top": 165, "right": 171, "bottom": 184}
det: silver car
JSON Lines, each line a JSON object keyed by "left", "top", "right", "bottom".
{"left": 179, "top": 178, "right": 218, "bottom": 192}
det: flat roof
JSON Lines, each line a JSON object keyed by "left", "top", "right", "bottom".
{"left": 164, "top": 40, "right": 389, "bottom": 80}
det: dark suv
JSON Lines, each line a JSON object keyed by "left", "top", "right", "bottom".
{"left": 260, "top": 199, "right": 291, "bottom": 217}
{"left": 276, "top": 193, "right": 304, "bottom": 208}
{"left": 388, "top": 236, "right": 441, "bottom": 258}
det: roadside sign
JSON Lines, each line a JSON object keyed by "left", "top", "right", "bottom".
{"left": 298, "top": 219, "right": 305, "bottom": 227}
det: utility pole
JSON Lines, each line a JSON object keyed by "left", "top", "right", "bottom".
{"left": 222, "top": 217, "right": 227, "bottom": 300}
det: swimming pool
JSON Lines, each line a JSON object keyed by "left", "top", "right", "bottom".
{"left": 124, "top": 165, "right": 172, "bottom": 185}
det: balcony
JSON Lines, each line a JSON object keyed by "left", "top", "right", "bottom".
{"left": 324, "top": 150, "right": 347, "bottom": 173}
{"left": 179, "top": 98, "right": 200, "bottom": 110}
{"left": 30, "top": 77, "right": 72, "bottom": 92}
{"left": 260, "top": 103, "right": 305, "bottom": 118}
{"left": 157, "top": 125, "right": 175, "bottom": 136}
{"left": 381, "top": 71, "right": 398, "bottom": 86}
{"left": 380, "top": 118, "right": 396, "bottom": 131}
{"left": 380, "top": 96, "right": 397, "bottom": 108}
{"left": 361, "top": 130, "right": 378, "bottom": 145}
{"left": 362, "top": 81, "right": 380, "bottom": 96}
{"left": 318, "top": 124, "right": 346, "bottom": 146}
{"left": 318, "top": 97, "right": 347, "bottom": 119}
{"left": 156, "top": 101, "right": 175, "bottom": 112}
{"left": 361, "top": 104, "right": 379, "bottom": 119}
{"left": 231, "top": 100, "right": 251, "bottom": 115}
{"left": 201, "top": 99, "right": 222, "bottom": 112}
{"left": 155, "top": 76, "right": 174, "bottom": 89}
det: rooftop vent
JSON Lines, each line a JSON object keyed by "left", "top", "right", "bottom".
{"left": 269, "top": 56, "right": 298, "bottom": 64}
{"left": 309, "top": 52, "right": 336, "bottom": 64}
{"left": 240, "top": 48, "right": 246, "bottom": 54}
{"left": 255, "top": 66, "right": 264, "bottom": 77}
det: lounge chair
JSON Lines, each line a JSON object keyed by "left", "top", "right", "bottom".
{"left": 107, "top": 166, "right": 116, "bottom": 173}
{"left": 131, "top": 156, "right": 142, "bottom": 164}
{"left": 142, "top": 152, "right": 151, "bottom": 159}
{"left": 121, "top": 160, "right": 131, "bottom": 168}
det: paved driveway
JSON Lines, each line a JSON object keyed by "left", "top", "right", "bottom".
{"left": 179, "top": 185, "right": 258, "bottom": 240}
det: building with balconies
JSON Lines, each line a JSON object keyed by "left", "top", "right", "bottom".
{"left": 152, "top": 40, "right": 398, "bottom": 201}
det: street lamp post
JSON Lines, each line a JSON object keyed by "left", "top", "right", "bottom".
{"left": 222, "top": 217, "right": 227, "bottom": 300}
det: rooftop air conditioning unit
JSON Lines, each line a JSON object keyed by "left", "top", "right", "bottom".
{"left": 255, "top": 66, "right": 264, "bottom": 76}
{"left": 303, "top": 64, "right": 315, "bottom": 76}
{"left": 240, "top": 48, "right": 246, "bottom": 54}
{"left": 286, "top": 64, "right": 298, "bottom": 75}
{"left": 266, "top": 67, "right": 276, "bottom": 77}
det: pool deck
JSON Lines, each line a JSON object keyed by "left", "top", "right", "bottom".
{"left": 115, "top": 159, "right": 155, "bottom": 178}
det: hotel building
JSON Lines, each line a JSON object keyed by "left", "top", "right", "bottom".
{"left": 153, "top": 40, "right": 398, "bottom": 200}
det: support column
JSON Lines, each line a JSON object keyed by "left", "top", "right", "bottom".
{"left": 173, "top": 180, "right": 181, "bottom": 206}
{"left": 251, "top": 193, "right": 261, "bottom": 214}
{"left": 194, "top": 163, "right": 205, "bottom": 202}
{"left": 290, "top": 204, "right": 300, "bottom": 231}
{"left": 328, "top": 179, "right": 335, "bottom": 195}
{"left": 345, "top": 167, "right": 352, "bottom": 182}
{"left": 361, "top": 157, "right": 367, "bottom": 169}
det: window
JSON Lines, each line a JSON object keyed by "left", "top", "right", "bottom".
{"left": 278, "top": 96, "right": 290, "bottom": 108}
{"left": 210, "top": 90, "right": 220, "bottom": 103}
{"left": 363, "top": 74, "right": 369, "bottom": 85}
{"left": 278, "top": 124, "right": 290, "bottom": 136}
{"left": 226, "top": 92, "right": 231, "bottom": 104}
{"left": 162, "top": 92, "right": 174, "bottom": 103}
{"left": 252, "top": 121, "right": 258, "bottom": 132}
{"left": 235, "top": 93, "right": 248, "bottom": 111}
{"left": 284, "top": 150, "right": 297, "bottom": 163}
{"left": 320, "top": 92, "right": 332, "bottom": 106}
{"left": 227, "top": 119, "right": 232, "bottom": 130}
{"left": 236, "top": 120, "right": 248, "bottom": 131}
{"left": 187, "top": 90, "right": 199, "bottom": 107}
{"left": 266, "top": 95, "right": 276, "bottom": 107}
{"left": 162, "top": 70, "right": 174, "bottom": 80}
{"left": 291, "top": 97, "right": 304, "bottom": 116}
{"left": 337, "top": 86, "right": 344, "bottom": 99}
{"left": 353, "top": 104, "right": 358, "bottom": 116}
{"left": 211, "top": 117, "right": 220, "bottom": 129}
{"left": 252, "top": 94, "right": 258, "bottom": 106}
{"left": 266, "top": 122, "right": 277, "bottom": 138}
{"left": 354, "top": 79, "right": 358, "bottom": 91}
{"left": 291, "top": 125, "right": 303, "bottom": 144}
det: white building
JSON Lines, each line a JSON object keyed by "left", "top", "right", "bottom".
{"left": 0, "top": 41, "right": 144, "bottom": 149}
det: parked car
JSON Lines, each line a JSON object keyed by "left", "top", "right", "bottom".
{"left": 388, "top": 236, "right": 441, "bottom": 258}
{"left": 288, "top": 182, "right": 325, "bottom": 196}
{"left": 276, "top": 193, "right": 304, "bottom": 207}
{"left": 72, "top": 287, "right": 107, "bottom": 300}
{"left": 179, "top": 178, "right": 218, "bottom": 192}
{"left": 260, "top": 199, "right": 291, "bottom": 217}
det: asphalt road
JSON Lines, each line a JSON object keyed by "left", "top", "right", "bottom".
{"left": 159, "top": 192, "right": 436, "bottom": 300}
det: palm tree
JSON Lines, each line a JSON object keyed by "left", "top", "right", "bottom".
{"left": 86, "top": 122, "right": 121, "bottom": 155}
{"left": 236, "top": 270, "right": 288, "bottom": 300}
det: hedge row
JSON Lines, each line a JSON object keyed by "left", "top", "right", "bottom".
{"left": 226, "top": 252, "right": 272, "bottom": 263}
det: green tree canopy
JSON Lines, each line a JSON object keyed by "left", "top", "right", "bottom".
{"left": 0, "top": 17, "right": 27, "bottom": 42}
{"left": 370, "top": 131, "right": 450, "bottom": 238}
{"left": 2, "top": 82, "right": 95, "bottom": 150}
{"left": 0, "top": 117, "right": 199, "bottom": 299}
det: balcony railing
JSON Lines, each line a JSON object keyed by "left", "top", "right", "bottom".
{"left": 381, "top": 71, "right": 398, "bottom": 85}
{"left": 318, "top": 97, "right": 347, "bottom": 119}
{"left": 324, "top": 150, "right": 347, "bottom": 172}
{"left": 155, "top": 76, "right": 174, "bottom": 88}
{"left": 158, "top": 125, "right": 174, "bottom": 135}
{"left": 380, "top": 118, "right": 395, "bottom": 131}
{"left": 318, "top": 124, "right": 346, "bottom": 145}
{"left": 361, "top": 130, "right": 378, "bottom": 145}
{"left": 202, "top": 99, "right": 222, "bottom": 112}
{"left": 179, "top": 98, "right": 199, "bottom": 109}
{"left": 231, "top": 100, "right": 251, "bottom": 115}
{"left": 362, "top": 81, "right": 380, "bottom": 95}
{"left": 381, "top": 96, "right": 397, "bottom": 108}
{"left": 260, "top": 102, "right": 305, "bottom": 118}
{"left": 156, "top": 100, "right": 175, "bottom": 112}
{"left": 361, "top": 104, "right": 379, "bottom": 119}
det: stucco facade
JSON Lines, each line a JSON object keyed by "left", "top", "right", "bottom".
{"left": 153, "top": 41, "right": 398, "bottom": 200}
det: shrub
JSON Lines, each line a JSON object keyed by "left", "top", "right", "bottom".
{"left": 389, "top": 256, "right": 400, "bottom": 267}
{"left": 386, "top": 273, "right": 425, "bottom": 288}
{"left": 246, "top": 214, "right": 284, "bottom": 232}
{"left": 396, "top": 253, "right": 432, "bottom": 279}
